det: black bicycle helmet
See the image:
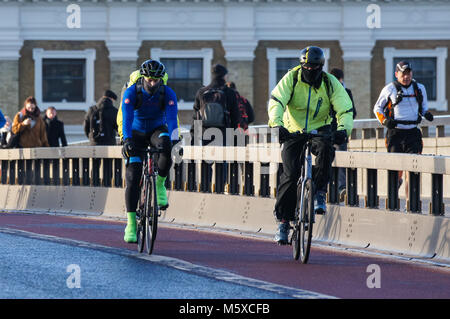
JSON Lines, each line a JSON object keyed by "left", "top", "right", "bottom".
{"left": 299, "top": 46, "right": 325, "bottom": 67}
{"left": 140, "top": 59, "right": 166, "bottom": 78}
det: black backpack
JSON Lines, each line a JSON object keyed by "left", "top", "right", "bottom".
{"left": 89, "top": 105, "right": 105, "bottom": 142}
{"left": 120, "top": 77, "right": 166, "bottom": 111}
{"left": 199, "top": 87, "right": 230, "bottom": 128}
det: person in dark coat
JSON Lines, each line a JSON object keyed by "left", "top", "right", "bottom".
{"left": 43, "top": 107, "right": 67, "bottom": 147}
{"left": 84, "top": 90, "right": 119, "bottom": 146}
{"left": 191, "top": 64, "right": 240, "bottom": 147}
{"left": 329, "top": 68, "right": 357, "bottom": 202}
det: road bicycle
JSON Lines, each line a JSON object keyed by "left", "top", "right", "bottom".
{"left": 136, "top": 146, "right": 164, "bottom": 255}
{"left": 289, "top": 130, "right": 332, "bottom": 264}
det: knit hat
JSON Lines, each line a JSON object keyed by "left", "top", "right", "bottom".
{"left": 104, "top": 89, "right": 117, "bottom": 100}
{"left": 212, "top": 64, "right": 228, "bottom": 78}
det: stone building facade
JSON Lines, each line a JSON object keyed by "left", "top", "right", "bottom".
{"left": 0, "top": 0, "right": 449, "bottom": 141}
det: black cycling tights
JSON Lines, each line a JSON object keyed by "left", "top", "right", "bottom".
{"left": 125, "top": 127, "right": 172, "bottom": 212}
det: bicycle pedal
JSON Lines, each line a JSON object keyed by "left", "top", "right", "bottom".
{"left": 158, "top": 204, "right": 169, "bottom": 211}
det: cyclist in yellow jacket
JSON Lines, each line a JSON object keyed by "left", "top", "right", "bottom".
{"left": 268, "top": 46, "right": 354, "bottom": 244}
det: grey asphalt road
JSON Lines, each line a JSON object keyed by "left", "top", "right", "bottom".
{"left": 0, "top": 230, "right": 304, "bottom": 299}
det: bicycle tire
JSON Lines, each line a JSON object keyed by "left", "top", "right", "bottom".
{"left": 300, "top": 179, "right": 314, "bottom": 264}
{"left": 137, "top": 177, "right": 148, "bottom": 253}
{"left": 292, "top": 181, "right": 304, "bottom": 260}
{"left": 146, "top": 175, "right": 158, "bottom": 255}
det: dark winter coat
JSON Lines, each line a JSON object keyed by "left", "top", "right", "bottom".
{"left": 44, "top": 116, "right": 67, "bottom": 147}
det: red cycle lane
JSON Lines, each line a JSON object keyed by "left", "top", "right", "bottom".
{"left": 0, "top": 212, "right": 449, "bottom": 299}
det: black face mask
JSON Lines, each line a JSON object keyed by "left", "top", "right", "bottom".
{"left": 301, "top": 66, "right": 323, "bottom": 88}
{"left": 143, "top": 78, "right": 161, "bottom": 95}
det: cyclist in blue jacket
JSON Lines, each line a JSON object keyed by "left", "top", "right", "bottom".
{"left": 120, "top": 59, "right": 179, "bottom": 243}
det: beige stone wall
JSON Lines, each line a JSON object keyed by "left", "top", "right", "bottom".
{"left": 227, "top": 60, "right": 254, "bottom": 107}
{"left": 0, "top": 61, "right": 19, "bottom": 119}
{"left": 371, "top": 40, "right": 450, "bottom": 117}
{"left": 344, "top": 60, "right": 371, "bottom": 119}
{"left": 253, "top": 41, "right": 343, "bottom": 125}
{"left": 110, "top": 60, "right": 138, "bottom": 104}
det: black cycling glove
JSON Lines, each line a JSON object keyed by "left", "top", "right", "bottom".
{"left": 333, "top": 130, "right": 348, "bottom": 145}
{"left": 424, "top": 111, "right": 434, "bottom": 122}
{"left": 274, "top": 126, "right": 291, "bottom": 144}
{"left": 383, "top": 118, "right": 397, "bottom": 129}
{"left": 122, "top": 138, "right": 136, "bottom": 158}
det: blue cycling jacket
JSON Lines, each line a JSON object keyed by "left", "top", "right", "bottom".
{"left": 120, "top": 83, "right": 178, "bottom": 141}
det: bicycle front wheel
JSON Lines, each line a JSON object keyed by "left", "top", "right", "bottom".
{"left": 299, "top": 179, "right": 314, "bottom": 264}
{"left": 137, "top": 177, "right": 149, "bottom": 253}
{"left": 145, "top": 175, "right": 159, "bottom": 255}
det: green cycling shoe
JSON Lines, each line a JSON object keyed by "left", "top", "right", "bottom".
{"left": 124, "top": 212, "right": 137, "bottom": 243}
{"left": 156, "top": 175, "right": 169, "bottom": 209}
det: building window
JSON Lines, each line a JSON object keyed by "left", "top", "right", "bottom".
{"left": 32, "top": 49, "right": 96, "bottom": 111}
{"left": 276, "top": 58, "right": 299, "bottom": 84}
{"left": 161, "top": 58, "right": 203, "bottom": 103}
{"left": 267, "top": 48, "right": 330, "bottom": 98}
{"left": 42, "top": 59, "right": 86, "bottom": 103}
{"left": 384, "top": 47, "right": 448, "bottom": 110}
{"left": 150, "top": 48, "right": 213, "bottom": 110}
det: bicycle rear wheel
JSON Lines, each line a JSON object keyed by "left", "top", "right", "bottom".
{"left": 145, "top": 175, "right": 159, "bottom": 255}
{"left": 299, "top": 179, "right": 314, "bottom": 264}
{"left": 137, "top": 177, "right": 149, "bottom": 253}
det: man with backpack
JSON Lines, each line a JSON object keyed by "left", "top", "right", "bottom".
{"left": 84, "top": 90, "right": 119, "bottom": 146}
{"left": 373, "top": 61, "right": 433, "bottom": 197}
{"left": 119, "top": 59, "right": 179, "bottom": 243}
{"left": 191, "top": 64, "right": 240, "bottom": 147}
{"left": 268, "top": 46, "right": 354, "bottom": 245}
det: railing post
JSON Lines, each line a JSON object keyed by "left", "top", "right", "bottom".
{"left": 1, "top": 160, "right": 8, "bottom": 184}
{"left": 62, "top": 158, "right": 70, "bottom": 186}
{"left": 43, "top": 159, "right": 51, "bottom": 185}
{"left": 387, "top": 170, "right": 400, "bottom": 211}
{"left": 407, "top": 172, "right": 421, "bottom": 213}
{"left": 82, "top": 158, "right": 90, "bottom": 186}
{"left": 17, "top": 160, "right": 25, "bottom": 185}
{"left": 260, "top": 163, "right": 270, "bottom": 197}
{"left": 92, "top": 158, "right": 101, "bottom": 187}
{"left": 114, "top": 159, "right": 123, "bottom": 188}
{"left": 346, "top": 168, "right": 358, "bottom": 206}
{"left": 9, "top": 160, "right": 16, "bottom": 185}
{"left": 34, "top": 159, "right": 41, "bottom": 185}
{"left": 215, "top": 162, "right": 225, "bottom": 194}
{"left": 25, "top": 159, "right": 33, "bottom": 185}
{"left": 72, "top": 158, "right": 80, "bottom": 186}
{"left": 328, "top": 166, "right": 339, "bottom": 204}
{"left": 430, "top": 173, "right": 444, "bottom": 216}
{"left": 200, "top": 161, "right": 211, "bottom": 193}
{"left": 229, "top": 162, "right": 239, "bottom": 195}
{"left": 244, "top": 162, "right": 254, "bottom": 196}
{"left": 366, "top": 168, "right": 378, "bottom": 208}
{"left": 187, "top": 161, "right": 196, "bottom": 192}
{"left": 52, "top": 159, "right": 60, "bottom": 185}
{"left": 174, "top": 162, "right": 183, "bottom": 191}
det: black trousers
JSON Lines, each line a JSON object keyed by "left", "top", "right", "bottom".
{"left": 274, "top": 134, "right": 335, "bottom": 222}
{"left": 385, "top": 127, "right": 423, "bottom": 154}
{"left": 125, "top": 127, "right": 172, "bottom": 212}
